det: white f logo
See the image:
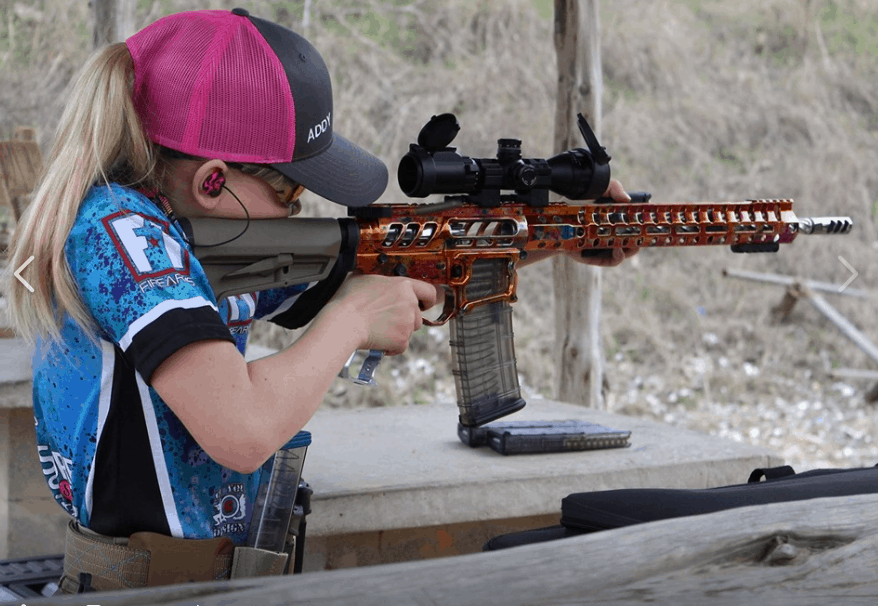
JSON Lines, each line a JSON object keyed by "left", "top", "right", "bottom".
{"left": 108, "top": 214, "right": 185, "bottom": 275}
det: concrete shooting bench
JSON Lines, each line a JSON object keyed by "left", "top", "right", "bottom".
{"left": 298, "top": 396, "right": 781, "bottom": 571}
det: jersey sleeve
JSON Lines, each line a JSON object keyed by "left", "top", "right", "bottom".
{"left": 254, "top": 283, "right": 314, "bottom": 321}
{"left": 68, "top": 185, "right": 235, "bottom": 382}
{"left": 255, "top": 251, "right": 352, "bottom": 330}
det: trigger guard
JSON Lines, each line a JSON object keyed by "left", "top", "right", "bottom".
{"left": 423, "top": 289, "right": 457, "bottom": 326}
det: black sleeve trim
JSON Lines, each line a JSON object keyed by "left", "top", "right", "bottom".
{"left": 269, "top": 252, "right": 352, "bottom": 330}
{"left": 268, "top": 272, "right": 347, "bottom": 329}
{"left": 126, "top": 306, "right": 236, "bottom": 382}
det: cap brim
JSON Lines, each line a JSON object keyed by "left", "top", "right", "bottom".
{"left": 271, "top": 133, "right": 388, "bottom": 207}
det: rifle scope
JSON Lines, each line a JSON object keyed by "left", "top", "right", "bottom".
{"left": 397, "top": 113, "right": 612, "bottom": 206}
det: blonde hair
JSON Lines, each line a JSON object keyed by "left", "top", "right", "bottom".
{"left": 7, "top": 43, "right": 160, "bottom": 345}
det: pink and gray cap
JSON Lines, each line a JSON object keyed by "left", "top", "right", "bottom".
{"left": 126, "top": 7, "right": 387, "bottom": 207}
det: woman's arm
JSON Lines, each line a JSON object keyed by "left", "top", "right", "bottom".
{"left": 151, "top": 274, "right": 437, "bottom": 473}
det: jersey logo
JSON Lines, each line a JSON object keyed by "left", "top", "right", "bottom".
{"left": 102, "top": 211, "right": 190, "bottom": 281}
{"left": 226, "top": 293, "right": 257, "bottom": 327}
{"left": 38, "top": 444, "right": 78, "bottom": 517}
{"left": 225, "top": 294, "right": 257, "bottom": 336}
{"left": 212, "top": 482, "right": 248, "bottom": 538}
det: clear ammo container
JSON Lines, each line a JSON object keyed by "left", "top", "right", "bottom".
{"left": 246, "top": 430, "right": 311, "bottom": 552}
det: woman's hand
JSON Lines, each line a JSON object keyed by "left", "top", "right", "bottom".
{"left": 518, "top": 179, "right": 642, "bottom": 269}
{"left": 327, "top": 274, "right": 439, "bottom": 355}
{"left": 572, "top": 179, "right": 639, "bottom": 268}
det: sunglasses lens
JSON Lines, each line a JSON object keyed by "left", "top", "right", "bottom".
{"left": 280, "top": 183, "right": 304, "bottom": 204}
{"left": 235, "top": 164, "right": 303, "bottom": 205}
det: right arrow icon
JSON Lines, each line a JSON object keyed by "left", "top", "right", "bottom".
{"left": 14, "top": 255, "right": 34, "bottom": 293}
{"left": 838, "top": 256, "right": 858, "bottom": 293}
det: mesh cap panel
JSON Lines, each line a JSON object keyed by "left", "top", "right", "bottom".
{"left": 126, "top": 8, "right": 387, "bottom": 206}
{"left": 128, "top": 11, "right": 295, "bottom": 163}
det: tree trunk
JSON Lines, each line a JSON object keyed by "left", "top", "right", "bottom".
{"left": 552, "top": 0, "right": 605, "bottom": 408}
{"left": 93, "top": 0, "right": 136, "bottom": 50}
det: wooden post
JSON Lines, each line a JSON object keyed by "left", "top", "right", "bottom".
{"left": 0, "top": 140, "right": 43, "bottom": 222}
{"left": 93, "top": 0, "right": 135, "bottom": 49}
{"left": 770, "top": 284, "right": 805, "bottom": 323}
{"left": 303, "top": 0, "right": 313, "bottom": 30}
{"left": 552, "top": 0, "right": 605, "bottom": 408}
{"left": 12, "top": 127, "right": 35, "bottom": 142}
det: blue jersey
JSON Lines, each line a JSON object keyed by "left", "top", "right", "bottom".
{"left": 32, "top": 183, "right": 312, "bottom": 543}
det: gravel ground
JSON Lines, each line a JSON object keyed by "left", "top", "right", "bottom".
{"left": 608, "top": 350, "right": 878, "bottom": 473}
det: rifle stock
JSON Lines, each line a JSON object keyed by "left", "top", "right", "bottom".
{"left": 179, "top": 217, "right": 359, "bottom": 301}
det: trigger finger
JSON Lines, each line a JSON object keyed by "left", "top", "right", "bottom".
{"left": 412, "top": 280, "right": 439, "bottom": 311}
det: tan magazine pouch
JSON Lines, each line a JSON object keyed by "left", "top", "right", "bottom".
{"left": 127, "top": 530, "right": 235, "bottom": 586}
{"left": 230, "top": 544, "right": 291, "bottom": 579}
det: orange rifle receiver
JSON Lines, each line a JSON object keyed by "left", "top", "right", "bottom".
{"left": 182, "top": 113, "right": 852, "bottom": 427}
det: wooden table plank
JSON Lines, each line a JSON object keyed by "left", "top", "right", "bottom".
{"left": 36, "top": 493, "right": 878, "bottom": 606}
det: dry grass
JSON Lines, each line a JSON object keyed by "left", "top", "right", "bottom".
{"left": 3, "top": 0, "right": 878, "bottom": 465}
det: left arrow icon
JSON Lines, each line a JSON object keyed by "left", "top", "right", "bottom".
{"left": 14, "top": 256, "right": 34, "bottom": 292}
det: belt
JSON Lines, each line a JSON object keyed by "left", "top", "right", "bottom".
{"left": 58, "top": 520, "right": 288, "bottom": 594}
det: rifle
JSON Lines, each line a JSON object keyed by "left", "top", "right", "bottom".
{"left": 180, "top": 113, "right": 853, "bottom": 427}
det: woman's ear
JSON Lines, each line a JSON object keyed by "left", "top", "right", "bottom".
{"left": 191, "top": 159, "right": 229, "bottom": 212}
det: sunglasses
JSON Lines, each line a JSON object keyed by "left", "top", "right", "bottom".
{"left": 227, "top": 162, "right": 305, "bottom": 208}
{"left": 276, "top": 180, "right": 306, "bottom": 206}
{"left": 159, "top": 148, "right": 306, "bottom": 214}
